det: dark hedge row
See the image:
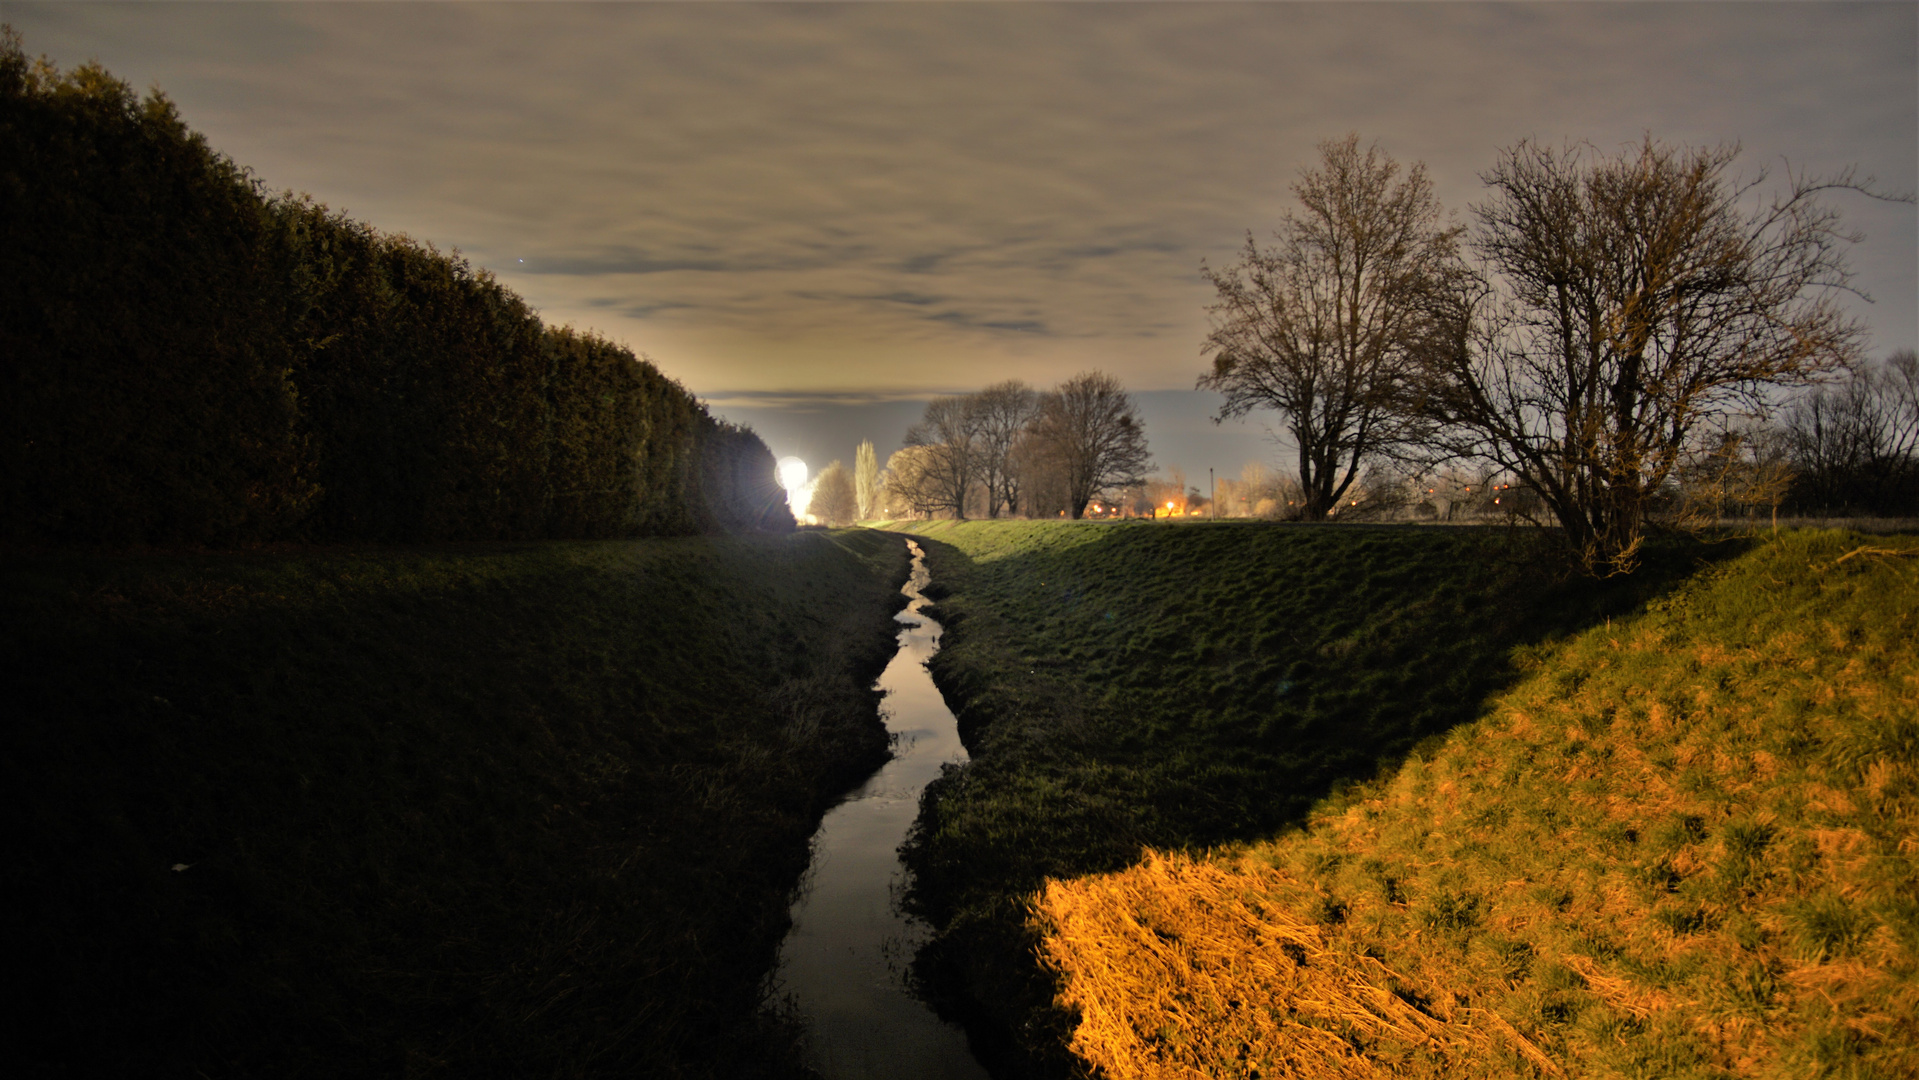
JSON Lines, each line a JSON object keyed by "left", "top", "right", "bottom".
{"left": 1, "top": 33, "right": 789, "bottom": 546}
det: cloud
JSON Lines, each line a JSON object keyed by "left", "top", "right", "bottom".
{"left": 6, "top": 0, "right": 1912, "bottom": 399}
{"left": 520, "top": 254, "right": 743, "bottom": 277}
{"left": 702, "top": 389, "right": 945, "bottom": 412}
{"left": 868, "top": 291, "right": 944, "bottom": 308}
{"left": 616, "top": 300, "right": 701, "bottom": 321}
{"left": 927, "top": 310, "right": 1050, "bottom": 336}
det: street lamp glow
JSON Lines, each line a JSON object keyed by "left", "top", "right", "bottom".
{"left": 777, "top": 456, "right": 809, "bottom": 493}
{"left": 776, "top": 457, "right": 812, "bottom": 519}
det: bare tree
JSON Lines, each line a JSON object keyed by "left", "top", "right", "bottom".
{"left": 881, "top": 446, "right": 940, "bottom": 518}
{"left": 1009, "top": 427, "right": 1072, "bottom": 517}
{"left": 1029, "top": 371, "right": 1152, "bottom": 518}
{"left": 968, "top": 380, "right": 1041, "bottom": 518}
{"left": 1785, "top": 376, "right": 1881, "bottom": 512}
{"left": 1227, "top": 461, "right": 1303, "bottom": 518}
{"left": 1783, "top": 351, "right": 1919, "bottom": 516}
{"left": 1410, "top": 465, "right": 1502, "bottom": 523}
{"left": 1892, "top": 350, "right": 1919, "bottom": 447}
{"left": 1199, "top": 135, "right": 1462, "bottom": 520}
{"left": 1416, "top": 137, "right": 1896, "bottom": 574}
{"left": 1336, "top": 465, "right": 1417, "bottom": 521}
{"left": 1890, "top": 351, "right": 1919, "bottom": 508}
{"left": 806, "top": 459, "right": 858, "bottom": 526}
{"left": 903, "top": 396, "right": 982, "bottom": 519}
{"left": 854, "top": 439, "right": 879, "bottom": 520}
{"left": 1678, "top": 421, "right": 1794, "bottom": 528}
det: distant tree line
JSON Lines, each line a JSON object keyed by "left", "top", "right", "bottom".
{"left": 882, "top": 372, "right": 1152, "bottom": 520}
{"left": 1210, "top": 352, "right": 1919, "bottom": 528}
{"left": 1201, "top": 133, "right": 1912, "bottom": 574}
{"left": 1773, "top": 351, "right": 1919, "bottom": 518}
{"left": 0, "top": 30, "right": 789, "bottom": 547}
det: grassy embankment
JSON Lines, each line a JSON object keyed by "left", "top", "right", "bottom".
{"left": 872, "top": 519, "right": 1807, "bottom": 1076}
{"left": 1035, "top": 529, "right": 1917, "bottom": 1079}
{"left": 5, "top": 530, "right": 910, "bottom": 1078}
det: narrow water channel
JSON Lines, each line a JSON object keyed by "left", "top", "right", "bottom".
{"left": 776, "top": 539, "right": 991, "bottom": 1079}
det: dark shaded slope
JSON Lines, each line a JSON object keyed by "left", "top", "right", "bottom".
{"left": 4, "top": 530, "right": 909, "bottom": 1079}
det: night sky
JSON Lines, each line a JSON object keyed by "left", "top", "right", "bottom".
{"left": 7, "top": 1, "right": 1914, "bottom": 484}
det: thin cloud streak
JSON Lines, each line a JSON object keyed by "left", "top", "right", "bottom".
{"left": 704, "top": 390, "right": 960, "bottom": 412}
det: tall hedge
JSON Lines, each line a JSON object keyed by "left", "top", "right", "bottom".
{"left": 1, "top": 30, "right": 791, "bottom": 546}
{"left": 1, "top": 43, "right": 312, "bottom": 545}
{"left": 543, "top": 325, "right": 652, "bottom": 538}
{"left": 267, "top": 198, "right": 558, "bottom": 543}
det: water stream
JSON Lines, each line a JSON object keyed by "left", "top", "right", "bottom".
{"left": 775, "top": 539, "right": 991, "bottom": 1079}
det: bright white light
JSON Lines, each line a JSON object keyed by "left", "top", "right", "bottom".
{"left": 776, "top": 457, "right": 812, "bottom": 518}
{"left": 777, "top": 456, "right": 809, "bottom": 493}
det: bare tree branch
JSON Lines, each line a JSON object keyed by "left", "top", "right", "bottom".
{"left": 1199, "top": 134, "right": 1462, "bottom": 519}
{"left": 1415, "top": 137, "right": 1894, "bottom": 574}
{"left": 1030, "top": 372, "right": 1151, "bottom": 518}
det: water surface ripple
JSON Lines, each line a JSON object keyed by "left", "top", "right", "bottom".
{"left": 776, "top": 538, "right": 990, "bottom": 1079}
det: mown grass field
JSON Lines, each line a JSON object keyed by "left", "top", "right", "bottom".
{"left": 4, "top": 530, "right": 909, "bottom": 1079}
{"left": 1034, "top": 530, "right": 1918, "bottom": 1079}
{"left": 872, "top": 519, "right": 1778, "bottom": 1076}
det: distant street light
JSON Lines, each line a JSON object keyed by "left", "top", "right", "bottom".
{"left": 777, "top": 457, "right": 808, "bottom": 492}
{"left": 776, "top": 457, "right": 810, "bottom": 518}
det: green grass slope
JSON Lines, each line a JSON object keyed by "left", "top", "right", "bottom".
{"left": 873, "top": 519, "right": 1747, "bottom": 1076}
{"left": 1035, "top": 529, "right": 1918, "bottom": 1079}
{"left": 3, "top": 530, "right": 909, "bottom": 1079}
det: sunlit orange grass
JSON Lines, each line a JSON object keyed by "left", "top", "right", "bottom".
{"left": 1033, "top": 536, "right": 1919, "bottom": 1079}
{"left": 1032, "top": 850, "right": 1558, "bottom": 1080}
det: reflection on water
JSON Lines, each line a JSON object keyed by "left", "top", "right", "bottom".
{"left": 776, "top": 539, "right": 990, "bottom": 1079}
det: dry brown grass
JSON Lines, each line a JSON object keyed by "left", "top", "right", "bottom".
{"left": 1036, "top": 851, "right": 1560, "bottom": 1079}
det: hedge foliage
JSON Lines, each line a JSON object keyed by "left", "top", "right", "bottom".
{"left": 1, "top": 30, "right": 789, "bottom": 546}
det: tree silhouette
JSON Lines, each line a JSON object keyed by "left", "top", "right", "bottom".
{"left": 855, "top": 439, "right": 880, "bottom": 520}
{"left": 1417, "top": 138, "right": 1900, "bottom": 574}
{"left": 1031, "top": 372, "right": 1152, "bottom": 519}
{"left": 1200, "top": 135, "right": 1460, "bottom": 520}
{"left": 807, "top": 460, "right": 859, "bottom": 526}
